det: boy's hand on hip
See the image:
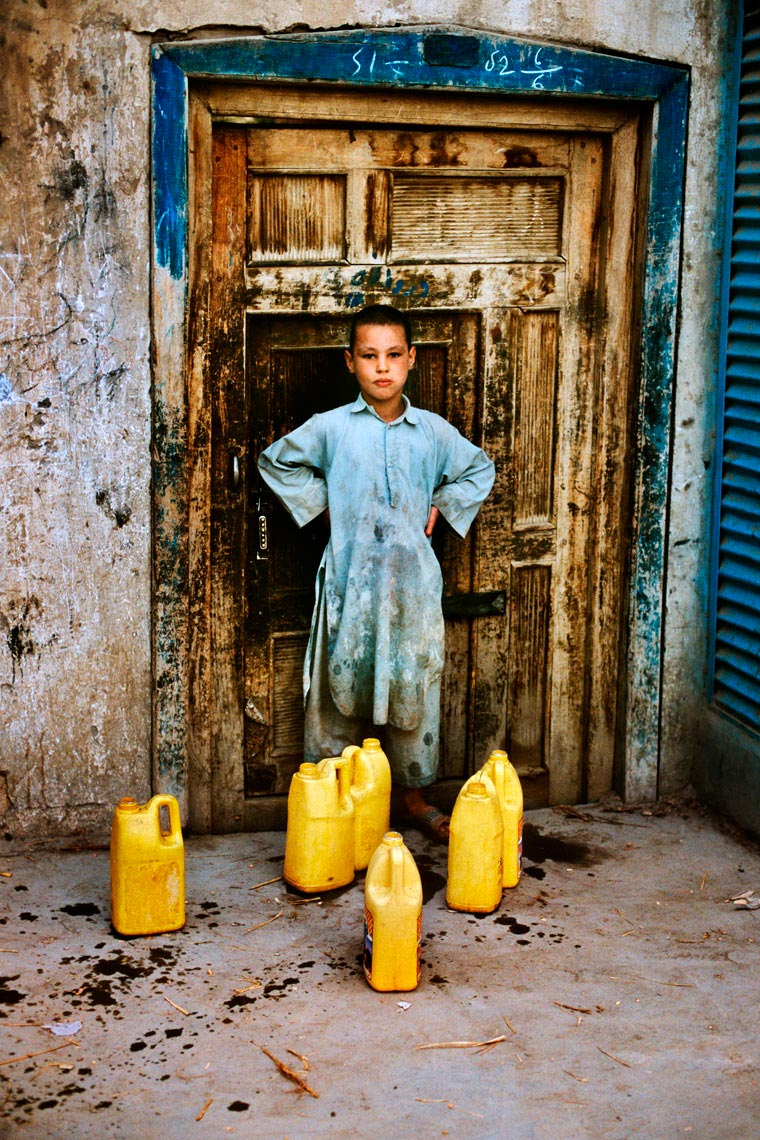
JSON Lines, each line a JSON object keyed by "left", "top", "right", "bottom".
{"left": 424, "top": 505, "right": 440, "bottom": 537}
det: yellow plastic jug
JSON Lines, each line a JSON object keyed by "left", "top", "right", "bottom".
{"left": 480, "top": 749, "right": 524, "bottom": 888}
{"left": 342, "top": 738, "right": 392, "bottom": 871}
{"left": 364, "top": 832, "right": 422, "bottom": 992}
{"left": 446, "top": 774, "right": 504, "bottom": 914}
{"left": 110, "top": 794, "right": 185, "bottom": 936}
{"left": 283, "top": 758, "right": 355, "bottom": 893}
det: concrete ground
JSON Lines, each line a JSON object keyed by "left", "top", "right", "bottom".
{"left": 1, "top": 800, "right": 759, "bottom": 1140}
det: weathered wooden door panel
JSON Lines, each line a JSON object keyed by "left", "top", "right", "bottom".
{"left": 202, "top": 103, "right": 638, "bottom": 826}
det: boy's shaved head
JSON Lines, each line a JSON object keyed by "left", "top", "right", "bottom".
{"left": 348, "top": 304, "right": 413, "bottom": 350}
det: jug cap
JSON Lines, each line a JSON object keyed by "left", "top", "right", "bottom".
{"left": 298, "top": 763, "right": 319, "bottom": 779}
{"left": 363, "top": 737, "right": 382, "bottom": 749}
{"left": 487, "top": 749, "right": 509, "bottom": 761}
{"left": 383, "top": 831, "right": 404, "bottom": 846}
{"left": 466, "top": 781, "right": 490, "bottom": 799}
{"left": 117, "top": 797, "right": 139, "bottom": 812}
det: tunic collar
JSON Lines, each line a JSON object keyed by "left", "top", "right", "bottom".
{"left": 351, "top": 393, "right": 420, "bottom": 425}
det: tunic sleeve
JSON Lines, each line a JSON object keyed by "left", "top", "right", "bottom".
{"left": 258, "top": 417, "right": 329, "bottom": 528}
{"left": 430, "top": 422, "right": 495, "bottom": 539}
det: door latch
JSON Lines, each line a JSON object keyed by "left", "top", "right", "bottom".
{"left": 229, "top": 451, "right": 241, "bottom": 493}
{"left": 256, "top": 492, "right": 269, "bottom": 560}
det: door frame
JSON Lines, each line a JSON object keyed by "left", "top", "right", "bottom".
{"left": 151, "top": 28, "right": 688, "bottom": 827}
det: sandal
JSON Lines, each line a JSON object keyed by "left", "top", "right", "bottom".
{"left": 407, "top": 805, "right": 451, "bottom": 844}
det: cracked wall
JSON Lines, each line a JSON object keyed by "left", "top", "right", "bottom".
{"left": 0, "top": 5, "right": 153, "bottom": 838}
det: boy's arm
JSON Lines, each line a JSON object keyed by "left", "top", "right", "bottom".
{"left": 431, "top": 427, "right": 495, "bottom": 539}
{"left": 258, "top": 419, "right": 328, "bottom": 529}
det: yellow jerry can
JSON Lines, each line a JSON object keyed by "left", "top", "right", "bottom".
{"left": 342, "top": 737, "right": 392, "bottom": 871}
{"left": 110, "top": 794, "right": 185, "bottom": 936}
{"left": 283, "top": 757, "right": 355, "bottom": 893}
{"left": 446, "top": 774, "right": 504, "bottom": 914}
{"left": 480, "top": 749, "right": 524, "bottom": 888}
{"left": 363, "top": 832, "right": 422, "bottom": 992}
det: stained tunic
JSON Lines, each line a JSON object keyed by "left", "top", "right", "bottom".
{"left": 258, "top": 394, "right": 494, "bottom": 732}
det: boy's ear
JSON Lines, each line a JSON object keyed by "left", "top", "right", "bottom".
{"left": 344, "top": 347, "right": 356, "bottom": 374}
{"left": 408, "top": 345, "right": 416, "bottom": 368}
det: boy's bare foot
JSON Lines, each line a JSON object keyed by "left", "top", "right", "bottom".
{"left": 402, "top": 788, "right": 450, "bottom": 844}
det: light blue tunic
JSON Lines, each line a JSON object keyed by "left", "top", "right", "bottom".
{"left": 258, "top": 395, "right": 494, "bottom": 732}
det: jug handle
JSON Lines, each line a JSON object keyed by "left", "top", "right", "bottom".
{"left": 341, "top": 744, "right": 361, "bottom": 780}
{"left": 333, "top": 757, "right": 352, "bottom": 804}
{"left": 150, "top": 794, "right": 182, "bottom": 841}
{"left": 389, "top": 840, "right": 404, "bottom": 886}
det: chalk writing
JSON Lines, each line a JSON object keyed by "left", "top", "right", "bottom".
{"left": 485, "top": 51, "right": 514, "bottom": 77}
{"left": 386, "top": 59, "right": 411, "bottom": 80}
{"left": 519, "top": 47, "right": 563, "bottom": 90}
{"left": 349, "top": 40, "right": 568, "bottom": 91}
{"left": 349, "top": 41, "right": 567, "bottom": 92}
{"left": 351, "top": 48, "right": 410, "bottom": 81}
{"left": 484, "top": 45, "right": 564, "bottom": 88}
{"left": 327, "top": 266, "right": 431, "bottom": 308}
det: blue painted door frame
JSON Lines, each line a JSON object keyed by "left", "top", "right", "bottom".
{"left": 150, "top": 28, "right": 688, "bottom": 812}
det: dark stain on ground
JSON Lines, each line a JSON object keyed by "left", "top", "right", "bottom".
{"left": 494, "top": 916, "right": 530, "bottom": 934}
{"left": 225, "top": 993, "right": 257, "bottom": 1011}
{"left": 414, "top": 853, "right": 447, "bottom": 902}
{"left": 91, "top": 953, "right": 155, "bottom": 981}
{"left": 194, "top": 900, "right": 222, "bottom": 919}
{"left": 74, "top": 981, "right": 118, "bottom": 1008}
{"left": 263, "top": 977, "right": 300, "bottom": 997}
{"left": 523, "top": 824, "right": 599, "bottom": 867}
{"left": 65, "top": 948, "right": 176, "bottom": 1011}
{"left": 524, "top": 865, "right": 546, "bottom": 880}
{"left": 421, "top": 869, "right": 447, "bottom": 902}
{"left": 149, "top": 946, "right": 176, "bottom": 967}
{"left": 429, "top": 973, "right": 448, "bottom": 985}
{"left": 59, "top": 903, "right": 101, "bottom": 917}
{"left": 228, "top": 1101, "right": 249, "bottom": 1112}
{"left": 0, "top": 976, "right": 26, "bottom": 1007}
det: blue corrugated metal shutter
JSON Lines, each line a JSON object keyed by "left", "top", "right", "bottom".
{"left": 713, "top": 6, "right": 760, "bottom": 727}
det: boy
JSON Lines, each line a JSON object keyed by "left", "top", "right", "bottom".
{"left": 258, "top": 305, "right": 494, "bottom": 841}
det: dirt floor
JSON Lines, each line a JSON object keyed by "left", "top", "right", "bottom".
{"left": 1, "top": 800, "right": 759, "bottom": 1140}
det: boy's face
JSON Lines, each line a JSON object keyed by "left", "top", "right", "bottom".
{"left": 345, "top": 323, "right": 416, "bottom": 419}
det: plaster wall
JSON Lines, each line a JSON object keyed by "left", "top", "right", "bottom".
{"left": 0, "top": 0, "right": 733, "bottom": 838}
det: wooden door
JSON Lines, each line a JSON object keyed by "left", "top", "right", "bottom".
{"left": 203, "top": 95, "right": 640, "bottom": 828}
